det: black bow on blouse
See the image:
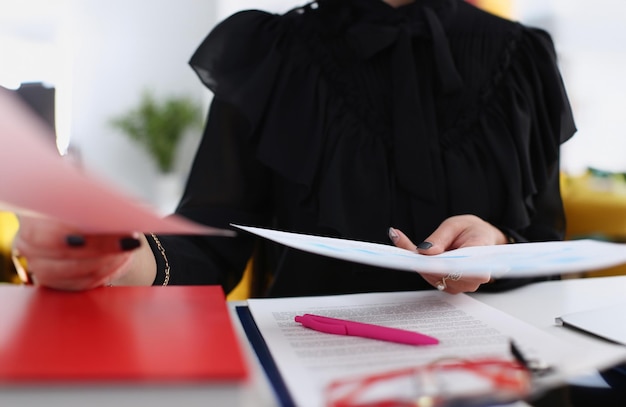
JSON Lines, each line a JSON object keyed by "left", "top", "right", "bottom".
{"left": 346, "top": 0, "right": 463, "bottom": 204}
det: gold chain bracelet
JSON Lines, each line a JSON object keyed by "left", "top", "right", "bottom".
{"left": 11, "top": 248, "right": 33, "bottom": 285}
{"left": 150, "top": 233, "right": 170, "bottom": 286}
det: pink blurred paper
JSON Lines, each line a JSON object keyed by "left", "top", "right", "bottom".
{"left": 0, "top": 87, "right": 230, "bottom": 236}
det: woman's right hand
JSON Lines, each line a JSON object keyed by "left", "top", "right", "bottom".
{"left": 12, "top": 215, "right": 156, "bottom": 291}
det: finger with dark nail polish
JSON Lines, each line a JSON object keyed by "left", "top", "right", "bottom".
{"left": 416, "top": 241, "right": 433, "bottom": 250}
{"left": 66, "top": 235, "right": 86, "bottom": 247}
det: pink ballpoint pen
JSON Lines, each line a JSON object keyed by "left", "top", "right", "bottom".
{"left": 294, "top": 314, "right": 439, "bottom": 346}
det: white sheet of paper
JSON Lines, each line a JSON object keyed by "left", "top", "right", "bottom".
{"left": 0, "top": 87, "right": 229, "bottom": 235}
{"left": 233, "top": 224, "right": 626, "bottom": 278}
{"left": 246, "top": 291, "right": 592, "bottom": 407}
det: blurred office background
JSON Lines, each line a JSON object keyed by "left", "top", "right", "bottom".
{"left": 1, "top": 0, "right": 625, "bottom": 213}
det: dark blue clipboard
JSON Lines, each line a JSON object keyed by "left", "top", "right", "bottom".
{"left": 236, "top": 306, "right": 296, "bottom": 407}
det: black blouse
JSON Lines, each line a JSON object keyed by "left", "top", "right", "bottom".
{"left": 151, "top": 0, "right": 576, "bottom": 297}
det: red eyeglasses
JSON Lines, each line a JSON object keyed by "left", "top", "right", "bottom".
{"left": 326, "top": 356, "right": 532, "bottom": 407}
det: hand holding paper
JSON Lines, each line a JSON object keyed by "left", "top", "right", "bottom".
{"left": 0, "top": 87, "right": 229, "bottom": 289}
{"left": 233, "top": 224, "right": 626, "bottom": 278}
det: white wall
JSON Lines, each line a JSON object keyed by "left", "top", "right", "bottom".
{"left": 68, "top": 0, "right": 216, "bottom": 207}
{"left": 516, "top": 0, "right": 626, "bottom": 175}
{"left": 553, "top": 0, "right": 626, "bottom": 174}
{"left": 1, "top": 0, "right": 216, "bottom": 212}
{"left": 216, "top": 0, "right": 301, "bottom": 19}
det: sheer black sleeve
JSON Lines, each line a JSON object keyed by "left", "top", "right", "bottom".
{"left": 150, "top": 98, "right": 272, "bottom": 292}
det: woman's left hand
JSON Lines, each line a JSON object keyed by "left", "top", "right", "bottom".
{"left": 389, "top": 215, "right": 508, "bottom": 294}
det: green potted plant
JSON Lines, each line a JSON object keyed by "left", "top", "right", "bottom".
{"left": 109, "top": 90, "right": 203, "bottom": 212}
{"left": 109, "top": 90, "right": 203, "bottom": 174}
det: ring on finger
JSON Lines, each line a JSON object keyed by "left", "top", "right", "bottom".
{"left": 446, "top": 271, "right": 462, "bottom": 281}
{"left": 435, "top": 271, "right": 462, "bottom": 291}
{"left": 436, "top": 279, "right": 447, "bottom": 291}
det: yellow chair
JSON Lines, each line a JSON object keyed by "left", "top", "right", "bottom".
{"left": 561, "top": 170, "right": 626, "bottom": 277}
{"left": 0, "top": 212, "right": 20, "bottom": 284}
{"left": 562, "top": 171, "right": 626, "bottom": 240}
{"left": 471, "top": 0, "right": 513, "bottom": 18}
{"left": 227, "top": 259, "right": 254, "bottom": 301}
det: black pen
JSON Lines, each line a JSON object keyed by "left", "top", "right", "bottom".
{"left": 510, "top": 340, "right": 552, "bottom": 376}
{"left": 510, "top": 340, "right": 530, "bottom": 369}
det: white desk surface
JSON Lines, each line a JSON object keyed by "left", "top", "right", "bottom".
{"left": 2, "top": 276, "right": 626, "bottom": 407}
{"left": 471, "top": 275, "right": 626, "bottom": 355}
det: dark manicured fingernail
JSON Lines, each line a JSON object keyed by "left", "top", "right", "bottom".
{"left": 120, "top": 237, "right": 141, "bottom": 251}
{"left": 416, "top": 241, "right": 433, "bottom": 250}
{"left": 66, "top": 235, "right": 86, "bottom": 247}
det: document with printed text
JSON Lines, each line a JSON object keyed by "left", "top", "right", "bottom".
{"left": 245, "top": 291, "right": 598, "bottom": 407}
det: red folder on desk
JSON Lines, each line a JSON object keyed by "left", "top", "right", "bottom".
{"left": 0, "top": 285, "right": 248, "bottom": 384}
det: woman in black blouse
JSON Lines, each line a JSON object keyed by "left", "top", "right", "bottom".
{"left": 13, "top": 0, "right": 576, "bottom": 295}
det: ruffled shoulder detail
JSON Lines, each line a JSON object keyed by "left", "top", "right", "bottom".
{"left": 443, "top": 23, "right": 576, "bottom": 233}
{"left": 485, "top": 25, "right": 576, "bottom": 146}
{"left": 189, "top": 10, "right": 284, "bottom": 127}
{"left": 190, "top": 7, "right": 338, "bottom": 189}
